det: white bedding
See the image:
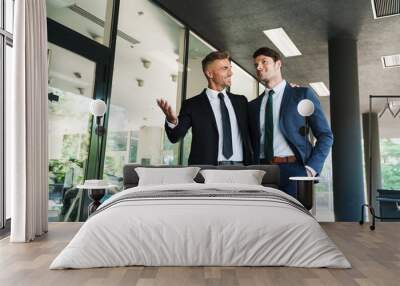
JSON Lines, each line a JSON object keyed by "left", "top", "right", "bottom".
{"left": 50, "top": 183, "right": 351, "bottom": 269}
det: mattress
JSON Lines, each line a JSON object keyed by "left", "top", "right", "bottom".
{"left": 50, "top": 183, "right": 350, "bottom": 269}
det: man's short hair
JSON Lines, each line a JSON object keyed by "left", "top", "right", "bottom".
{"left": 253, "top": 47, "right": 282, "bottom": 63}
{"left": 202, "top": 51, "right": 230, "bottom": 72}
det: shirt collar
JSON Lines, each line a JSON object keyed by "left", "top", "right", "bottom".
{"left": 264, "top": 80, "right": 287, "bottom": 97}
{"left": 206, "top": 88, "right": 227, "bottom": 100}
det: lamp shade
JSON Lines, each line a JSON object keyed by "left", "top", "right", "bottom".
{"left": 297, "top": 99, "right": 315, "bottom": 117}
{"left": 90, "top": 99, "right": 107, "bottom": 117}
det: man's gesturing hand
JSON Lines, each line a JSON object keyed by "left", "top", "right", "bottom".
{"left": 156, "top": 98, "right": 178, "bottom": 125}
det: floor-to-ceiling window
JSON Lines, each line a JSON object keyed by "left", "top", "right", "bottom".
{"left": 1, "top": 0, "right": 14, "bottom": 231}
{"left": 313, "top": 95, "right": 334, "bottom": 221}
{"left": 45, "top": 0, "right": 285, "bottom": 220}
{"left": 47, "top": 0, "right": 117, "bottom": 221}
{"left": 230, "top": 62, "right": 258, "bottom": 101}
{"left": 380, "top": 138, "right": 400, "bottom": 189}
{"left": 378, "top": 103, "right": 400, "bottom": 190}
{"left": 47, "top": 0, "right": 113, "bottom": 47}
{"left": 47, "top": 43, "right": 96, "bottom": 221}
{"left": 103, "top": 0, "right": 185, "bottom": 190}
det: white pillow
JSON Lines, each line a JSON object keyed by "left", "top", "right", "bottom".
{"left": 135, "top": 167, "right": 201, "bottom": 186}
{"left": 200, "top": 169, "right": 266, "bottom": 185}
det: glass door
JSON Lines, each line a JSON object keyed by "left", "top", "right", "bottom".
{"left": 47, "top": 43, "right": 96, "bottom": 222}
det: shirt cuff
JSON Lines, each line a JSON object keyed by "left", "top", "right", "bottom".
{"left": 305, "top": 165, "right": 317, "bottom": 177}
{"left": 166, "top": 119, "right": 178, "bottom": 129}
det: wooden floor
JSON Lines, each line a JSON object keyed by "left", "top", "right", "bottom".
{"left": 0, "top": 222, "right": 399, "bottom": 286}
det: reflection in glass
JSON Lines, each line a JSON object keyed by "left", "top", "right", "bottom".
{"left": 314, "top": 152, "right": 334, "bottom": 221}
{"left": 5, "top": 0, "right": 14, "bottom": 33}
{"left": 46, "top": 0, "right": 112, "bottom": 46}
{"left": 0, "top": 1, "right": 2, "bottom": 29}
{"left": 5, "top": 44, "right": 12, "bottom": 220}
{"left": 103, "top": 0, "right": 185, "bottom": 190}
{"left": 313, "top": 99, "right": 333, "bottom": 221}
{"left": 47, "top": 43, "right": 95, "bottom": 221}
{"left": 230, "top": 62, "right": 258, "bottom": 101}
{"left": 258, "top": 82, "right": 264, "bottom": 96}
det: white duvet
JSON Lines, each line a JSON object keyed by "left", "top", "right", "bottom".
{"left": 50, "top": 183, "right": 351, "bottom": 269}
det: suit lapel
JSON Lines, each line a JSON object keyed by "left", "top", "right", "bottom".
{"left": 200, "top": 89, "right": 218, "bottom": 133}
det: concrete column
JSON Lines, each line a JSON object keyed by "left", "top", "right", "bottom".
{"left": 328, "top": 38, "right": 365, "bottom": 221}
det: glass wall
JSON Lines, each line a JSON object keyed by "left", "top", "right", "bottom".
{"left": 46, "top": 0, "right": 113, "bottom": 46}
{"left": 47, "top": 43, "right": 95, "bottom": 221}
{"left": 380, "top": 138, "right": 400, "bottom": 189}
{"left": 258, "top": 82, "right": 264, "bottom": 96}
{"left": 45, "top": 0, "right": 283, "bottom": 221}
{"left": 313, "top": 97, "right": 334, "bottom": 221}
{"left": 5, "top": 0, "right": 13, "bottom": 33}
{"left": 103, "top": 0, "right": 185, "bottom": 190}
{"left": 230, "top": 62, "right": 258, "bottom": 101}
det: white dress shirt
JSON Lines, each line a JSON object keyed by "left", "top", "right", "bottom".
{"left": 167, "top": 88, "right": 243, "bottom": 162}
{"left": 259, "top": 80, "right": 316, "bottom": 176}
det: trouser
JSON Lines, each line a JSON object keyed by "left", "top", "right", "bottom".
{"left": 277, "top": 162, "right": 307, "bottom": 198}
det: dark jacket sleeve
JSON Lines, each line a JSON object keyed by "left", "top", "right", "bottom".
{"left": 239, "top": 95, "right": 254, "bottom": 165}
{"left": 305, "top": 88, "right": 334, "bottom": 174}
{"left": 164, "top": 100, "right": 192, "bottom": 143}
{"left": 247, "top": 100, "right": 259, "bottom": 164}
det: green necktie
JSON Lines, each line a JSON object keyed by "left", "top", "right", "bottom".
{"left": 264, "top": 89, "right": 274, "bottom": 163}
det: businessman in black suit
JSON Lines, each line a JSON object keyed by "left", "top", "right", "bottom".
{"left": 157, "top": 51, "right": 253, "bottom": 165}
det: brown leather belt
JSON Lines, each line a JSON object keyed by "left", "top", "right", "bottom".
{"left": 271, "top": 156, "right": 297, "bottom": 164}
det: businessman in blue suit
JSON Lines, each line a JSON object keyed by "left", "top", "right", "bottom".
{"left": 248, "top": 47, "right": 333, "bottom": 197}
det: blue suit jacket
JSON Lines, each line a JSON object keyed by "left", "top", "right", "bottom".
{"left": 248, "top": 84, "right": 333, "bottom": 174}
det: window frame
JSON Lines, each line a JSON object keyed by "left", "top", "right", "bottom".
{"left": 1, "top": 0, "right": 14, "bottom": 232}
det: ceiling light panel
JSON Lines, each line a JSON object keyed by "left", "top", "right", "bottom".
{"left": 310, "top": 82, "right": 330, "bottom": 97}
{"left": 371, "top": 0, "right": 400, "bottom": 19}
{"left": 381, "top": 54, "right": 400, "bottom": 68}
{"left": 263, "top": 28, "right": 301, "bottom": 57}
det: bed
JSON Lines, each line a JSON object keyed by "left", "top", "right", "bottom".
{"left": 50, "top": 164, "right": 350, "bottom": 269}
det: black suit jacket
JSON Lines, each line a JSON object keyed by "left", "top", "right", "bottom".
{"left": 165, "top": 89, "right": 253, "bottom": 165}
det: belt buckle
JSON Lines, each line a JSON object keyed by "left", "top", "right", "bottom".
{"left": 272, "top": 156, "right": 290, "bottom": 164}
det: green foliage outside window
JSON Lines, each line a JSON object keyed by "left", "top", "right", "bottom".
{"left": 49, "top": 159, "right": 84, "bottom": 183}
{"left": 380, "top": 138, "right": 400, "bottom": 190}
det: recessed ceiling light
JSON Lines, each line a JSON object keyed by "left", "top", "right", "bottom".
{"left": 381, "top": 54, "right": 400, "bottom": 68}
{"left": 309, "top": 82, "right": 330, "bottom": 97}
{"left": 136, "top": 78, "right": 144, "bottom": 87}
{"left": 73, "top": 72, "right": 82, "bottom": 79}
{"left": 263, "top": 28, "right": 301, "bottom": 57}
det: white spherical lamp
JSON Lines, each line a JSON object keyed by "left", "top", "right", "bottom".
{"left": 89, "top": 99, "right": 107, "bottom": 136}
{"left": 90, "top": 99, "right": 107, "bottom": 117}
{"left": 297, "top": 99, "right": 315, "bottom": 117}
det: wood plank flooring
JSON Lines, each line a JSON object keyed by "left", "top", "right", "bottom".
{"left": 0, "top": 222, "right": 399, "bottom": 286}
